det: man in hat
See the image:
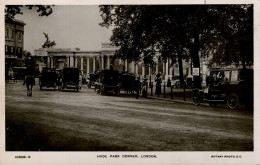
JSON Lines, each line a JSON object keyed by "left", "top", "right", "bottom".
{"left": 155, "top": 73, "right": 162, "bottom": 96}
{"left": 141, "top": 76, "right": 148, "bottom": 98}
{"left": 135, "top": 76, "right": 141, "bottom": 99}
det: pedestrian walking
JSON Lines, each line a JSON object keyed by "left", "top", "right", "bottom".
{"left": 135, "top": 77, "right": 141, "bottom": 99}
{"left": 141, "top": 77, "right": 148, "bottom": 98}
{"left": 167, "top": 77, "right": 171, "bottom": 87}
{"left": 155, "top": 73, "right": 162, "bottom": 95}
{"left": 23, "top": 74, "right": 35, "bottom": 97}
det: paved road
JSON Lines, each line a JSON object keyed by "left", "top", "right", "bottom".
{"left": 5, "top": 81, "right": 253, "bottom": 151}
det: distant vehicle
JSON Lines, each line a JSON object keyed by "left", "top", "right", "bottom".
{"left": 95, "top": 69, "right": 120, "bottom": 95}
{"left": 192, "top": 68, "right": 253, "bottom": 109}
{"left": 61, "top": 68, "right": 80, "bottom": 92}
{"left": 12, "top": 67, "right": 26, "bottom": 81}
{"left": 87, "top": 74, "right": 99, "bottom": 88}
{"left": 119, "top": 72, "right": 136, "bottom": 94}
{"left": 39, "top": 68, "right": 58, "bottom": 90}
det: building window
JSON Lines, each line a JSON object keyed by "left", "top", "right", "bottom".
{"left": 10, "top": 47, "right": 14, "bottom": 54}
{"left": 5, "top": 45, "right": 8, "bottom": 53}
{"left": 11, "top": 30, "right": 14, "bottom": 39}
{"left": 17, "top": 47, "right": 22, "bottom": 58}
{"left": 18, "top": 31, "right": 22, "bottom": 40}
{"left": 5, "top": 28, "right": 9, "bottom": 38}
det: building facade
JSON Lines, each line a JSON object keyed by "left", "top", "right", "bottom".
{"left": 5, "top": 19, "right": 26, "bottom": 79}
{"left": 35, "top": 43, "right": 205, "bottom": 82}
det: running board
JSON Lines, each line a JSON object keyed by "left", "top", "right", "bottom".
{"left": 205, "top": 100, "right": 225, "bottom": 102}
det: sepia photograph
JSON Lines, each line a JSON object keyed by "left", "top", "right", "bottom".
{"left": 1, "top": 1, "right": 259, "bottom": 165}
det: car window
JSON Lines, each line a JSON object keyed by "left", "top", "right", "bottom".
{"left": 224, "top": 71, "right": 230, "bottom": 82}
{"left": 231, "top": 70, "right": 238, "bottom": 83}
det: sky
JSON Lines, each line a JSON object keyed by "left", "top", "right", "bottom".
{"left": 15, "top": 5, "right": 113, "bottom": 54}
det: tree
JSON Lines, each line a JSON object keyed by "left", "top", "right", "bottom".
{"left": 5, "top": 5, "right": 53, "bottom": 19}
{"left": 99, "top": 5, "right": 253, "bottom": 88}
{"left": 208, "top": 5, "right": 253, "bottom": 69}
{"left": 42, "top": 32, "right": 56, "bottom": 48}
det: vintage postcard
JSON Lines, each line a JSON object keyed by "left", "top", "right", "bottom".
{"left": 1, "top": 0, "right": 260, "bottom": 164}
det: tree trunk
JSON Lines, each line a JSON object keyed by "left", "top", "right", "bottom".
{"left": 191, "top": 31, "right": 202, "bottom": 89}
{"left": 177, "top": 47, "right": 184, "bottom": 87}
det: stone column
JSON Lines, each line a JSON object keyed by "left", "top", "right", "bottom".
{"left": 81, "top": 57, "right": 83, "bottom": 71}
{"left": 165, "top": 58, "right": 169, "bottom": 80}
{"left": 101, "top": 56, "right": 104, "bottom": 70}
{"left": 70, "top": 57, "right": 74, "bottom": 68}
{"left": 169, "top": 58, "right": 173, "bottom": 79}
{"left": 142, "top": 64, "right": 145, "bottom": 76}
{"left": 47, "top": 56, "right": 50, "bottom": 68}
{"left": 135, "top": 64, "right": 138, "bottom": 75}
{"left": 93, "top": 57, "right": 96, "bottom": 73}
{"left": 156, "top": 57, "right": 159, "bottom": 74}
{"left": 87, "top": 57, "right": 90, "bottom": 74}
{"left": 163, "top": 62, "right": 165, "bottom": 75}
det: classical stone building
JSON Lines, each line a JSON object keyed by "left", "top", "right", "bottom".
{"left": 5, "top": 19, "right": 26, "bottom": 79}
{"left": 34, "top": 43, "right": 198, "bottom": 82}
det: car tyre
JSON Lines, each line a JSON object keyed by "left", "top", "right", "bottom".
{"left": 192, "top": 91, "right": 201, "bottom": 106}
{"left": 227, "top": 93, "right": 239, "bottom": 109}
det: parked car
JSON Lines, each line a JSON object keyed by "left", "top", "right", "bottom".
{"left": 119, "top": 72, "right": 136, "bottom": 94}
{"left": 87, "top": 74, "right": 99, "bottom": 88}
{"left": 12, "top": 67, "right": 26, "bottom": 81}
{"left": 192, "top": 68, "right": 253, "bottom": 109}
{"left": 95, "top": 69, "right": 120, "bottom": 95}
{"left": 61, "top": 68, "right": 80, "bottom": 92}
{"left": 39, "top": 68, "right": 58, "bottom": 90}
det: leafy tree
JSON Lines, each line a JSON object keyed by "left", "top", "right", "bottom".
{"left": 99, "top": 5, "right": 253, "bottom": 88}
{"left": 42, "top": 32, "right": 56, "bottom": 48}
{"left": 208, "top": 5, "right": 253, "bottom": 69}
{"left": 5, "top": 5, "right": 53, "bottom": 19}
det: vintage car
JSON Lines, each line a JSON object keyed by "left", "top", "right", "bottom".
{"left": 61, "top": 68, "right": 80, "bottom": 92}
{"left": 95, "top": 69, "right": 120, "bottom": 95}
{"left": 12, "top": 67, "right": 26, "bottom": 81}
{"left": 119, "top": 72, "right": 136, "bottom": 93}
{"left": 87, "top": 74, "right": 99, "bottom": 88}
{"left": 39, "top": 68, "right": 58, "bottom": 90}
{"left": 192, "top": 68, "right": 253, "bottom": 109}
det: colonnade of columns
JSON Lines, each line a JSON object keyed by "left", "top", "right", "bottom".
{"left": 47, "top": 54, "right": 175, "bottom": 80}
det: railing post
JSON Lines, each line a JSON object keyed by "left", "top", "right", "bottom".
{"left": 151, "top": 82, "right": 153, "bottom": 96}
{"left": 183, "top": 85, "right": 186, "bottom": 101}
{"left": 171, "top": 85, "right": 173, "bottom": 99}
{"left": 164, "top": 81, "right": 166, "bottom": 98}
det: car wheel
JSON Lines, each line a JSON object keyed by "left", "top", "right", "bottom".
{"left": 192, "top": 91, "right": 201, "bottom": 106}
{"left": 227, "top": 93, "right": 239, "bottom": 109}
